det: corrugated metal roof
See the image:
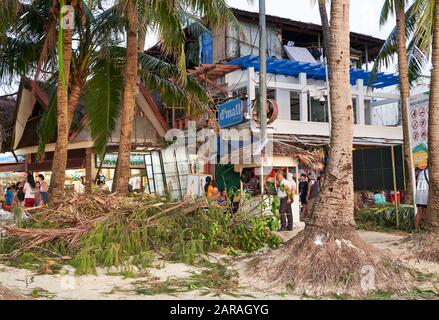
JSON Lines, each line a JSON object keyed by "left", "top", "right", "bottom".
{"left": 228, "top": 55, "right": 399, "bottom": 89}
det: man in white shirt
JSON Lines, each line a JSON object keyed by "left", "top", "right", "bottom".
{"left": 276, "top": 172, "right": 293, "bottom": 231}
{"left": 415, "top": 168, "right": 429, "bottom": 232}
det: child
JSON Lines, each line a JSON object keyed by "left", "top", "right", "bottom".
{"left": 218, "top": 190, "right": 228, "bottom": 207}
{"left": 3, "top": 186, "right": 14, "bottom": 211}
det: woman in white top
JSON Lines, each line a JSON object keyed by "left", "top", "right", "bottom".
{"left": 415, "top": 168, "right": 429, "bottom": 232}
{"left": 23, "top": 173, "right": 37, "bottom": 208}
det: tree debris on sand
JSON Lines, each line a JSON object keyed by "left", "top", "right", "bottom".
{"left": 405, "top": 231, "right": 439, "bottom": 263}
{"left": 1, "top": 194, "right": 281, "bottom": 275}
{"left": 245, "top": 226, "right": 415, "bottom": 297}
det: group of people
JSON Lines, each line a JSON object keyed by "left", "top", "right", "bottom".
{"left": 204, "top": 176, "right": 228, "bottom": 208}
{"left": 275, "top": 171, "right": 320, "bottom": 231}
{"left": 1, "top": 173, "right": 49, "bottom": 211}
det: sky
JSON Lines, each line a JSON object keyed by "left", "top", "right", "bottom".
{"left": 225, "top": 0, "right": 396, "bottom": 40}
{"left": 0, "top": 1, "right": 403, "bottom": 96}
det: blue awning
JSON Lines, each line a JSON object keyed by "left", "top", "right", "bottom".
{"left": 227, "top": 55, "right": 399, "bottom": 89}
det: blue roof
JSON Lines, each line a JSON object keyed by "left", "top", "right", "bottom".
{"left": 227, "top": 55, "right": 399, "bottom": 89}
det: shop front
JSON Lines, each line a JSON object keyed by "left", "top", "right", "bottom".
{"left": 96, "top": 146, "right": 190, "bottom": 199}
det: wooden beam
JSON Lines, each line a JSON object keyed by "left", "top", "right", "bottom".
{"left": 188, "top": 65, "right": 216, "bottom": 77}
{"left": 197, "top": 74, "right": 228, "bottom": 96}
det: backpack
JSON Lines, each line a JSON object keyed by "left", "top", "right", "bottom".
{"left": 416, "top": 169, "right": 429, "bottom": 185}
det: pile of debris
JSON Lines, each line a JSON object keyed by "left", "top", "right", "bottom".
{"left": 0, "top": 193, "right": 281, "bottom": 274}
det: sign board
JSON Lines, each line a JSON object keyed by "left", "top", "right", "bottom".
{"left": 409, "top": 92, "right": 429, "bottom": 169}
{"left": 218, "top": 98, "right": 244, "bottom": 128}
{"left": 96, "top": 153, "right": 146, "bottom": 168}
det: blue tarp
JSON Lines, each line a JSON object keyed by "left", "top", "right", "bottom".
{"left": 200, "top": 32, "right": 213, "bottom": 64}
{"left": 227, "top": 55, "right": 399, "bottom": 89}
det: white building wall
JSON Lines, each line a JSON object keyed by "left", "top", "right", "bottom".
{"left": 275, "top": 89, "right": 291, "bottom": 120}
{"left": 225, "top": 69, "right": 403, "bottom": 142}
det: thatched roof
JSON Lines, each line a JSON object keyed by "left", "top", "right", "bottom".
{"left": 219, "top": 138, "right": 322, "bottom": 168}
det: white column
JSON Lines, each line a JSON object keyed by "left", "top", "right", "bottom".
{"left": 275, "top": 89, "right": 291, "bottom": 120}
{"left": 247, "top": 67, "right": 256, "bottom": 102}
{"left": 299, "top": 73, "right": 308, "bottom": 122}
{"left": 356, "top": 79, "right": 365, "bottom": 125}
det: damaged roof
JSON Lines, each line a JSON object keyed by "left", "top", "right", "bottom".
{"left": 230, "top": 8, "right": 385, "bottom": 62}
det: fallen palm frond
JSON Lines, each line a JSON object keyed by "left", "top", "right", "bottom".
{"left": 1, "top": 193, "right": 281, "bottom": 274}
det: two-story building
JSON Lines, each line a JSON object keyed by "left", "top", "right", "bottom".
{"left": 179, "top": 8, "right": 406, "bottom": 199}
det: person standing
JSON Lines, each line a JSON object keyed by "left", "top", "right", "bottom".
{"left": 35, "top": 181, "right": 41, "bottom": 207}
{"left": 204, "top": 176, "right": 214, "bottom": 199}
{"left": 415, "top": 168, "right": 429, "bottom": 232}
{"left": 4, "top": 186, "right": 14, "bottom": 211}
{"left": 307, "top": 173, "right": 320, "bottom": 219}
{"left": 16, "top": 181, "right": 25, "bottom": 206}
{"left": 23, "top": 173, "right": 37, "bottom": 208}
{"left": 276, "top": 172, "right": 293, "bottom": 231}
{"left": 298, "top": 173, "right": 309, "bottom": 221}
{"left": 286, "top": 172, "right": 297, "bottom": 197}
{"left": 37, "top": 174, "right": 49, "bottom": 205}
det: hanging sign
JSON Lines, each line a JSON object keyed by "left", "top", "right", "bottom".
{"left": 218, "top": 98, "right": 244, "bottom": 128}
{"left": 409, "top": 92, "right": 429, "bottom": 169}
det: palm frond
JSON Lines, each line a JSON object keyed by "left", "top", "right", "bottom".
{"left": 369, "top": 0, "right": 419, "bottom": 87}
{"left": 0, "top": 0, "right": 22, "bottom": 43}
{"left": 37, "top": 84, "right": 58, "bottom": 158}
{"left": 84, "top": 51, "right": 124, "bottom": 157}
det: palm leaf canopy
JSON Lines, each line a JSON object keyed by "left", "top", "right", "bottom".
{"left": 371, "top": 0, "right": 433, "bottom": 86}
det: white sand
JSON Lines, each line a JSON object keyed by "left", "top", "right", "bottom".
{"left": 1, "top": 229, "right": 438, "bottom": 300}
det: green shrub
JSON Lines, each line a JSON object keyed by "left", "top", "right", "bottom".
{"left": 355, "top": 205, "right": 415, "bottom": 232}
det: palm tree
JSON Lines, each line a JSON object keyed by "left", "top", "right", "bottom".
{"left": 311, "top": 0, "right": 330, "bottom": 59}
{"left": 49, "top": 0, "right": 79, "bottom": 198}
{"left": 0, "top": 0, "right": 78, "bottom": 197}
{"left": 250, "top": 0, "right": 410, "bottom": 296}
{"left": 1, "top": 1, "right": 213, "bottom": 195}
{"left": 375, "top": 0, "right": 414, "bottom": 205}
{"left": 414, "top": 0, "right": 439, "bottom": 262}
{"left": 111, "top": 0, "right": 239, "bottom": 193}
{"left": 374, "top": 0, "right": 435, "bottom": 204}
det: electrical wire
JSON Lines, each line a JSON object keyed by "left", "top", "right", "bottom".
{"left": 228, "top": 26, "right": 261, "bottom": 94}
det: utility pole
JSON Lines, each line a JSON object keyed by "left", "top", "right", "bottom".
{"left": 259, "top": 0, "right": 267, "bottom": 196}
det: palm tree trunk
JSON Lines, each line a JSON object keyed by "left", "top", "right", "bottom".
{"left": 249, "top": 0, "right": 410, "bottom": 295}
{"left": 396, "top": 3, "right": 414, "bottom": 205}
{"left": 426, "top": 0, "right": 439, "bottom": 232}
{"left": 413, "top": 0, "right": 439, "bottom": 263}
{"left": 68, "top": 80, "right": 83, "bottom": 123}
{"left": 112, "top": 0, "right": 138, "bottom": 193}
{"left": 309, "top": 0, "right": 355, "bottom": 229}
{"left": 318, "top": 0, "right": 331, "bottom": 60}
{"left": 49, "top": 27, "right": 73, "bottom": 198}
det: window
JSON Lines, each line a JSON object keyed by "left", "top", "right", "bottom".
{"left": 255, "top": 87, "right": 276, "bottom": 101}
{"left": 352, "top": 98, "right": 358, "bottom": 124}
{"left": 290, "top": 91, "right": 300, "bottom": 120}
{"left": 308, "top": 95, "right": 329, "bottom": 123}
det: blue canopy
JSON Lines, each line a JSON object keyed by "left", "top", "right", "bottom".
{"left": 227, "top": 55, "right": 399, "bottom": 89}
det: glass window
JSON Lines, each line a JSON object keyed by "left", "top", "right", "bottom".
{"left": 151, "top": 151, "right": 165, "bottom": 195}
{"left": 255, "top": 87, "right": 276, "bottom": 101}
{"left": 162, "top": 148, "right": 181, "bottom": 199}
{"left": 308, "top": 95, "right": 329, "bottom": 123}
{"left": 290, "top": 91, "right": 300, "bottom": 120}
